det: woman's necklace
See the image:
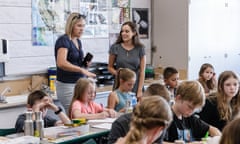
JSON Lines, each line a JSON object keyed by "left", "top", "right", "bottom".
{"left": 122, "top": 43, "right": 134, "bottom": 57}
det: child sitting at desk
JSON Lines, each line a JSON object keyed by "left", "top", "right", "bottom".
{"left": 108, "top": 83, "right": 170, "bottom": 144}
{"left": 107, "top": 68, "right": 136, "bottom": 112}
{"left": 15, "top": 90, "right": 71, "bottom": 133}
{"left": 164, "top": 80, "right": 221, "bottom": 143}
{"left": 163, "top": 67, "right": 179, "bottom": 102}
{"left": 197, "top": 63, "right": 217, "bottom": 97}
{"left": 115, "top": 96, "right": 172, "bottom": 144}
{"left": 68, "top": 78, "right": 116, "bottom": 120}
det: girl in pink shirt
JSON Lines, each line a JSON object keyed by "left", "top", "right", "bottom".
{"left": 69, "top": 78, "right": 117, "bottom": 120}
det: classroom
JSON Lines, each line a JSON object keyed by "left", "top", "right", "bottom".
{"left": 0, "top": 0, "right": 240, "bottom": 143}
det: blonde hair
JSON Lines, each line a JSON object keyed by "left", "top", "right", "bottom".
{"left": 176, "top": 80, "right": 205, "bottom": 107}
{"left": 125, "top": 96, "right": 172, "bottom": 144}
{"left": 65, "top": 12, "right": 85, "bottom": 38}
{"left": 68, "top": 78, "right": 93, "bottom": 117}
{"left": 114, "top": 68, "right": 136, "bottom": 89}
{"left": 220, "top": 117, "right": 240, "bottom": 144}
{"left": 144, "top": 83, "right": 170, "bottom": 102}
{"left": 215, "top": 71, "right": 240, "bottom": 121}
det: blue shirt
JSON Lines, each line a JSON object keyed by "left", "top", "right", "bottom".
{"left": 114, "top": 90, "right": 131, "bottom": 112}
{"left": 55, "top": 34, "right": 85, "bottom": 83}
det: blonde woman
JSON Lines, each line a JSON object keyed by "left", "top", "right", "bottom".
{"left": 55, "top": 12, "right": 96, "bottom": 113}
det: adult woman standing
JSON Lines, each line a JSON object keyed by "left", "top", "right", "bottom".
{"left": 55, "top": 12, "right": 96, "bottom": 113}
{"left": 108, "top": 21, "right": 146, "bottom": 99}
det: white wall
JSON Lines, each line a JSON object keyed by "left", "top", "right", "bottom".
{"left": 0, "top": 0, "right": 151, "bottom": 77}
{"left": 152, "top": 0, "right": 240, "bottom": 80}
{"left": 189, "top": 0, "right": 240, "bottom": 79}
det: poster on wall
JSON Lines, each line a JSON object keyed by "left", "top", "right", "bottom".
{"left": 132, "top": 8, "right": 149, "bottom": 39}
{"left": 79, "top": 0, "right": 109, "bottom": 38}
{"left": 110, "top": 7, "right": 130, "bottom": 32}
{"left": 112, "top": 0, "right": 130, "bottom": 8}
{"left": 32, "top": 0, "right": 70, "bottom": 46}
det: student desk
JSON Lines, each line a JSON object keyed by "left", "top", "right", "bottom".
{"left": 6, "top": 124, "right": 110, "bottom": 144}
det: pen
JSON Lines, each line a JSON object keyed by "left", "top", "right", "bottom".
{"left": 204, "top": 131, "right": 209, "bottom": 138}
{"left": 202, "top": 131, "right": 209, "bottom": 142}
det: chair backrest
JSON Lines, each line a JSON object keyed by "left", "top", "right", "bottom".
{"left": 82, "top": 138, "right": 97, "bottom": 144}
{"left": 0, "top": 128, "right": 16, "bottom": 136}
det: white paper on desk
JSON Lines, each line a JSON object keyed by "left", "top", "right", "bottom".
{"left": 88, "top": 118, "right": 116, "bottom": 123}
{"left": 91, "top": 123, "right": 112, "bottom": 130}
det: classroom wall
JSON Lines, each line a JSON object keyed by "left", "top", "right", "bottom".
{"left": 152, "top": 0, "right": 240, "bottom": 80}
{"left": 188, "top": 0, "right": 240, "bottom": 79}
{"left": 0, "top": 0, "right": 151, "bottom": 78}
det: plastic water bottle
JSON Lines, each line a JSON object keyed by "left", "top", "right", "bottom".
{"left": 130, "top": 92, "right": 137, "bottom": 107}
{"left": 125, "top": 98, "right": 131, "bottom": 113}
{"left": 125, "top": 92, "right": 137, "bottom": 113}
{"left": 24, "top": 111, "right": 34, "bottom": 136}
{"left": 34, "top": 111, "right": 44, "bottom": 139}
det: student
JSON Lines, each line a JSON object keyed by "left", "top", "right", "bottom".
{"left": 15, "top": 90, "right": 71, "bottom": 133}
{"left": 163, "top": 67, "right": 179, "bottom": 99}
{"left": 69, "top": 78, "right": 117, "bottom": 120}
{"left": 142, "top": 83, "right": 170, "bottom": 102}
{"left": 108, "top": 21, "right": 146, "bottom": 99}
{"left": 107, "top": 68, "right": 136, "bottom": 112}
{"left": 108, "top": 83, "right": 170, "bottom": 144}
{"left": 220, "top": 117, "right": 240, "bottom": 144}
{"left": 115, "top": 96, "right": 172, "bottom": 144}
{"left": 197, "top": 63, "right": 217, "bottom": 97}
{"left": 164, "top": 80, "right": 221, "bottom": 143}
{"left": 198, "top": 71, "right": 240, "bottom": 131}
{"left": 55, "top": 12, "right": 96, "bottom": 113}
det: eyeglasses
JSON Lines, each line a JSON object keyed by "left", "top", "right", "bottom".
{"left": 71, "top": 14, "right": 86, "bottom": 22}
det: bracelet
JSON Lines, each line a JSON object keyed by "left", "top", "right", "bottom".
{"left": 54, "top": 106, "right": 62, "bottom": 115}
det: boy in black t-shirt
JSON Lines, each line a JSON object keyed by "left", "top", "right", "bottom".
{"left": 164, "top": 81, "right": 221, "bottom": 143}
{"left": 15, "top": 90, "right": 71, "bottom": 133}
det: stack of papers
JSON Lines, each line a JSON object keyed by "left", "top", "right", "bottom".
{"left": 91, "top": 123, "right": 112, "bottom": 130}
{"left": 88, "top": 118, "right": 117, "bottom": 130}
{"left": 88, "top": 118, "right": 116, "bottom": 123}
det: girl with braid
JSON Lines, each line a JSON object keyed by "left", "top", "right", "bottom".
{"left": 115, "top": 96, "right": 172, "bottom": 144}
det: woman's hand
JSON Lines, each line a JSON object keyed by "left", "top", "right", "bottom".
{"left": 136, "top": 90, "right": 143, "bottom": 101}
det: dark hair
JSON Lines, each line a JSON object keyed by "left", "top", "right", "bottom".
{"left": 115, "top": 21, "right": 144, "bottom": 48}
{"left": 163, "top": 67, "right": 178, "bottom": 79}
{"left": 198, "top": 63, "right": 215, "bottom": 92}
{"left": 27, "top": 90, "right": 47, "bottom": 107}
{"left": 144, "top": 83, "right": 170, "bottom": 102}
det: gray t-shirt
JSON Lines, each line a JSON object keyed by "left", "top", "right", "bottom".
{"left": 109, "top": 43, "right": 145, "bottom": 92}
